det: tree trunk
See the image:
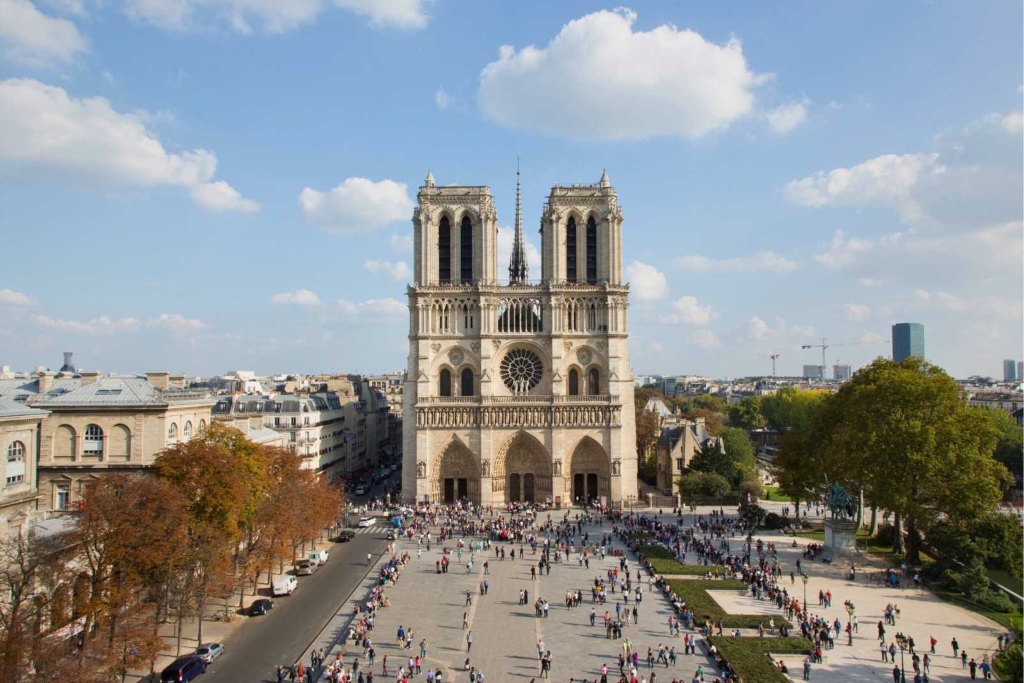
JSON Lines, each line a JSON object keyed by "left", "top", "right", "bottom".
{"left": 892, "top": 512, "right": 904, "bottom": 556}
{"left": 905, "top": 514, "right": 920, "bottom": 565}
{"left": 855, "top": 490, "right": 865, "bottom": 529}
{"left": 196, "top": 595, "right": 204, "bottom": 645}
{"left": 868, "top": 505, "right": 878, "bottom": 536}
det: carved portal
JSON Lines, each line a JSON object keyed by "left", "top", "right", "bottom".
{"left": 492, "top": 431, "right": 552, "bottom": 503}
{"left": 566, "top": 437, "right": 612, "bottom": 504}
{"left": 431, "top": 439, "right": 480, "bottom": 504}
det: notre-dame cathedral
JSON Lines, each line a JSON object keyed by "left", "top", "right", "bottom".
{"left": 401, "top": 169, "right": 637, "bottom": 506}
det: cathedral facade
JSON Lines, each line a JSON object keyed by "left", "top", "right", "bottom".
{"left": 401, "top": 170, "right": 637, "bottom": 507}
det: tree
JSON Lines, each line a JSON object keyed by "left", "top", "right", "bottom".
{"left": 822, "top": 358, "right": 1012, "bottom": 563}
{"left": 679, "top": 407, "right": 723, "bottom": 435}
{"left": 760, "top": 387, "right": 829, "bottom": 432}
{"left": 688, "top": 427, "right": 758, "bottom": 491}
{"left": 635, "top": 408, "right": 661, "bottom": 485}
{"left": 728, "top": 396, "right": 765, "bottom": 431}
{"left": 771, "top": 427, "right": 825, "bottom": 516}
{"left": 983, "top": 406, "right": 1024, "bottom": 483}
{"left": 678, "top": 472, "right": 731, "bottom": 499}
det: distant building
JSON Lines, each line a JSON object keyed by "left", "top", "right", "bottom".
{"left": 655, "top": 416, "right": 722, "bottom": 497}
{"left": 1004, "top": 359, "right": 1018, "bottom": 382}
{"left": 1, "top": 399, "right": 49, "bottom": 541}
{"left": 892, "top": 323, "right": 925, "bottom": 362}
{"left": 803, "top": 365, "right": 823, "bottom": 380}
{"left": 1019, "top": 362, "right": 1023, "bottom": 383}
{"left": 833, "top": 364, "right": 852, "bottom": 381}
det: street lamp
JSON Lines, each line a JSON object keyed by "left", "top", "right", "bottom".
{"left": 894, "top": 633, "right": 908, "bottom": 683}
{"left": 844, "top": 601, "right": 855, "bottom": 645}
{"left": 801, "top": 573, "right": 808, "bottom": 615}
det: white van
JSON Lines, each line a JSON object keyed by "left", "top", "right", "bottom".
{"left": 272, "top": 575, "right": 297, "bottom": 596}
{"left": 309, "top": 549, "right": 329, "bottom": 566}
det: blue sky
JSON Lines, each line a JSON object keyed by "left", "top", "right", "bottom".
{"left": 0, "top": 0, "right": 1021, "bottom": 379}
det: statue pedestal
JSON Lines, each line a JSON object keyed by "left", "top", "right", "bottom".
{"left": 824, "top": 518, "right": 858, "bottom": 556}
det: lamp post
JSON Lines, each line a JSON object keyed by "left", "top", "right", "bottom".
{"left": 801, "top": 573, "right": 808, "bottom": 615}
{"left": 895, "top": 633, "right": 908, "bottom": 683}
{"left": 845, "top": 601, "right": 855, "bottom": 645}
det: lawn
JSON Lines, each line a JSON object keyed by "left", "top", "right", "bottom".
{"left": 627, "top": 532, "right": 653, "bottom": 542}
{"left": 639, "top": 544, "right": 720, "bottom": 576}
{"left": 762, "top": 486, "right": 793, "bottom": 502}
{"left": 665, "top": 579, "right": 791, "bottom": 629}
{"left": 707, "top": 635, "right": 812, "bottom": 683}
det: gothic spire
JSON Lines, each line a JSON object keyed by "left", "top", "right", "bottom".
{"left": 509, "top": 157, "right": 529, "bottom": 284}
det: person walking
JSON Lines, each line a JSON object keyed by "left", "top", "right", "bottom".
{"left": 466, "top": 631, "right": 473, "bottom": 652}
{"left": 803, "top": 657, "right": 811, "bottom": 681}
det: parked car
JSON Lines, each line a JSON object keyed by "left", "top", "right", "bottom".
{"left": 386, "top": 529, "right": 397, "bottom": 540}
{"left": 295, "top": 559, "right": 315, "bottom": 576}
{"left": 249, "top": 598, "right": 273, "bottom": 616}
{"left": 357, "top": 516, "right": 376, "bottom": 527}
{"left": 160, "top": 656, "right": 206, "bottom": 682}
{"left": 194, "top": 643, "right": 224, "bottom": 664}
{"left": 309, "top": 549, "right": 329, "bottom": 565}
{"left": 336, "top": 530, "right": 355, "bottom": 542}
{"left": 272, "top": 575, "right": 297, "bottom": 596}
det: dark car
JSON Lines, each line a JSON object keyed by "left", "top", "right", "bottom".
{"left": 160, "top": 656, "right": 206, "bottom": 682}
{"left": 337, "top": 530, "right": 355, "bottom": 542}
{"left": 249, "top": 598, "right": 274, "bottom": 616}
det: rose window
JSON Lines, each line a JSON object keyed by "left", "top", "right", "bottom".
{"left": 500, "top": 349, "right": 543, "bottom": 394}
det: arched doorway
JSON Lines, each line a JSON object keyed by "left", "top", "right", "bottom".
{"left": 566, "top": 437, "right": 611, "bottom": 506}
{"left": 493, "top": 432, "right": 551, "bottom": 504}
{"left": 431, "top": 439, "right": 479, "bottom": 504}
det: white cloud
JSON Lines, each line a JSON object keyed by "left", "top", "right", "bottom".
{"left": 0, "top": 288, "right": 34, "bottom": 306}
{"left": 0, "top": 79, "right": 258, "bottom": 212}
{"left": 1002, "top": 111, "right": 1024, "bottom": 133}
{"left": 857, "top": 277, "right": 883, "bottom": 287}
{"left": 814, "top": 229, "right": 889, "bottom": 269}
{"left": 859, "top": 331, "right": 883, "bottom": 344}
{"left": 435, "top": 87, "right": 451, "bottom": 111}
{"left": 0, "top": 0, "right": 87, "bottom": 67}
{"left": 271, "top": 289, "right": 322, "bottom": 306}
{"left": 747, "top": 316, "right": 814, "bottom": 342}
{"left": 390, "top": 233, "right": 413, "bottom": 252}
{"left": 661, "top": 296, "right": 713, "bottom": 325}
{"left": 363, "top": 259, "right": 411, "bottom": 282}
{"left": 692, "top": 329, "right": 721, "bottom": 349}
{"left": 299, "top": 177, "right": 413, "bottom": 235}
{"left": 624, "top": 261, "right": 667, "bottom": 300}
{"left": 765, "top": 97, "right": 809, "bottom": 134}
{"left": 677, "top": 250, "right": 798, "bottom": 273}
{"left": 146, "top": 312, "right": 207, "bottom": 333}
{"left": 32, "top": 313, "right": 140, "bottom": 335}
{"left": 337, "top": 297, "right": 406, "bottom": 319}
{"left": 478, "top": 8, "right": 772, "bottom": 141}
{"left": 100, "top": 70, "right": 115, "bottom": 83}
{"left": 914, "top": 289, "right": 930, "bottom": 301}
{"left": 843, "top": 303, "right": 871, "bottom": 322}
{"left": 190, "top": 180, "right": 261, "bottom": 213}
{"left": 935, "top": 291, "right": 967, "bottom": 312}
{"left": 496, "top": 226, "right": 542, "bottom": 282}
{"left": 334, "top": 0, "right": 432, "bottom": 29}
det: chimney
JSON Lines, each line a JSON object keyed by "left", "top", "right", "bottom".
{"left": 37, "top": 371, "right": 54, "bottom": 394}
{"left": 59, "top": 351, "right": 77, "bottom": 373}
{"left": 169, "top": 374, "right": 186, "bottom": 389}
{"left": 146, "top": 371, "right": 170, "bottom": 390}
{"left": 80, "top": 371, "right": 101, "bottom": 386}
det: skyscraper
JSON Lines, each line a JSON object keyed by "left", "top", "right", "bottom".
{"left": 1004, "top": 359, "right": 1018, "bottom": 382}
{"left": 892, "top": 323, "right": 925, "bottom": 362}
{"left": 1018, "top": 362, "right": 1023, "bottom": 382}
{"left": 803, "top": 365, "right": 823, "bottom": 380}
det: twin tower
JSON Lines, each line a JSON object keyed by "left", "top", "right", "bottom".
{"left": 401, "top": 170, "right": 638, "bottom": 507}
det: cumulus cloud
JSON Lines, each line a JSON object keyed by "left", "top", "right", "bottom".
{"left": 146, "top": 313, "right": 207, "bottom": 333}
{"left": 299, "top": 177, "right": 413, "bottom": 235}
{"left": 337, "top": 297, "right": 406, "bottom": 319}
{"left": 859, "top": 331, "right": 883, "bottom": 344}
{"left": 661, "top": 296, "right": 713, "bottom": 325}
{"left": 692, "top": 329, "right": 721, "bottom": 349}
{"left": 435, "top": 87, "right": 451, "bottom": 111}
{"left": 190, "top": 180, "right": 261, "bottom": 213}
{"left": 478, "top": 8, "right": 772, "bottom": 141}
{"left": 496, "top": 226, "right": 542, "bottom": 283}
{"left": 334, "top": 0, "right": 432, "bottom": 29}
{"left": 765, "top": 97, "right": 809, "bottom": 134}
{"left": 0, "top": 79, "right": 258, "bottom": 212}
{"left": 32, "top": 313, "right": 140, "bottom": 335}
{"left": 0, "top": 288, "right": 34, "bottom": 306}
{"left": 0, "top": 0, "right": 88, "bottom": 67}
{"left": 842, "top": 304, "right": 871, "bottom": 322}
{"left": 747, "top": 316, "right": 814, "bottom": 342}
{"left": 624, "top": 261, "right": 667, "bottom": 300}
{"left": 271, "top": 289, "right": 322, "bottom": 306}
{"left": 857, "top": 277, "right": 884, "bottom": 287}
{"left": 363, "top": 259, "right": 411, "bottom": 282}
{"left": 677, "top": 250, "right": 798, "bottom": 273}
{"left": 390, "top": 233, "right": 413, "bottom": 252}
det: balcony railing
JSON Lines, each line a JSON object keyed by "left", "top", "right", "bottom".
{"left": 419, "top": 394, "right": 618, "bottom": 405}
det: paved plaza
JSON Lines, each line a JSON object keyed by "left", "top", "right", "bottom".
{"left": 303, "top": 507, "right": 1007, "bottom": 682}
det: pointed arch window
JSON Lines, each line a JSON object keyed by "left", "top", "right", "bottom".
{"left": 460, "top": 216, "right": 473, "bottom": 284}
{"left": 587, "top": 368, "right": 600, "bottom": 395}
{"left": 566, "top": 217, "right": 577, "bottom": 283}
{"left": 438, "top": 217, "right": 451, "bottom": 284}
{"left": 586, "top": 216, "right": 598, "bottom": 283}
{"left": 568, "top": 368, "right": 580, "bottom": 396}
{"left": 460, "top": 368, "right": 474, "bottom": 397}
{"left": 439, "top": 369, "right": 452, "bottom": 397}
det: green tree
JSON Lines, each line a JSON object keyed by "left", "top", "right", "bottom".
{"left": 728, "top": 396, "right": 765, "bottom": 430}
{"left": 771, "top": 426, "right": 825, "bottom": 516}
{"left": 678, "top": 471, "right": 731, "bottom": 499}
{"left": 688, "top": 427, "right": 758, "bottom": 491}
{"left": 760, "top": 387, "right": 829, "bottom": 432}
{"left": 983, "top": 406, "right": 1024, "bottom": 482}
{"left": 822, "top": 358, "right": 1011, "bottom": 563}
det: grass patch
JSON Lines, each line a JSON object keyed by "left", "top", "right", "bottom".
{"left": 666, "top": 579, "right": 791, "bottom": 629}
{"left": 638, "top": 544, "right": 712, "bottom": 575}
{"left": 762, "top": 486, "right": 793, "bottom": 502}
{"left": 708, "top": 635, "right": 811, "bottom": 683}
{"left": 628, "top": 532, "right": 653, "bottom": 541}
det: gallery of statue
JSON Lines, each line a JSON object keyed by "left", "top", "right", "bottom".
{"left": 401, "top": 169, "right": 638, "bottom": 506}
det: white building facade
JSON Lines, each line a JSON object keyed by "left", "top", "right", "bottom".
{"left": 402, "top": 170, "right": 638, "bottom": 506}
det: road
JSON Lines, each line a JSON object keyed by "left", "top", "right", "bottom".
{"left": 202, "top": 479, "right": 394, "bottom": 683}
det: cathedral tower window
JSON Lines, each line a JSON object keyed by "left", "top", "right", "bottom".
{"left": 568, "top": 368, "right": 580, "bottom": 396}
{"left": 566, "top": 217, "right": 577, "bottom": 283}
{"left": 439, "top": 369, "right": 452, "bottom": 397}
{"left": 461, "top": 368, "right": 474, "bottom": 396}
{"left": 586, "top": 216, "right": 598, "bottom": 283}
{"left": 438, "top": 217, "right": 451, "bottom": 284}
{"left": 587, "top": 368, "right": 600, "bottom": 395}
{"left": 460, "top": 216, "right": 473, "bottom": 284}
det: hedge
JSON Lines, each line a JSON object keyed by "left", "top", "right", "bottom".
{"left": 707, "top": 636, "right": 811, "bottom": 683}
{"left": 666, "top": 579, "right": 791, "bottom": 629}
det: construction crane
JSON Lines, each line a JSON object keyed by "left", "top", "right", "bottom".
{"left": 758, "top": 353, "right": 781, "bottom": 377}
{"left": 801, "top": 339, "right": 829, "bottom": 377}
